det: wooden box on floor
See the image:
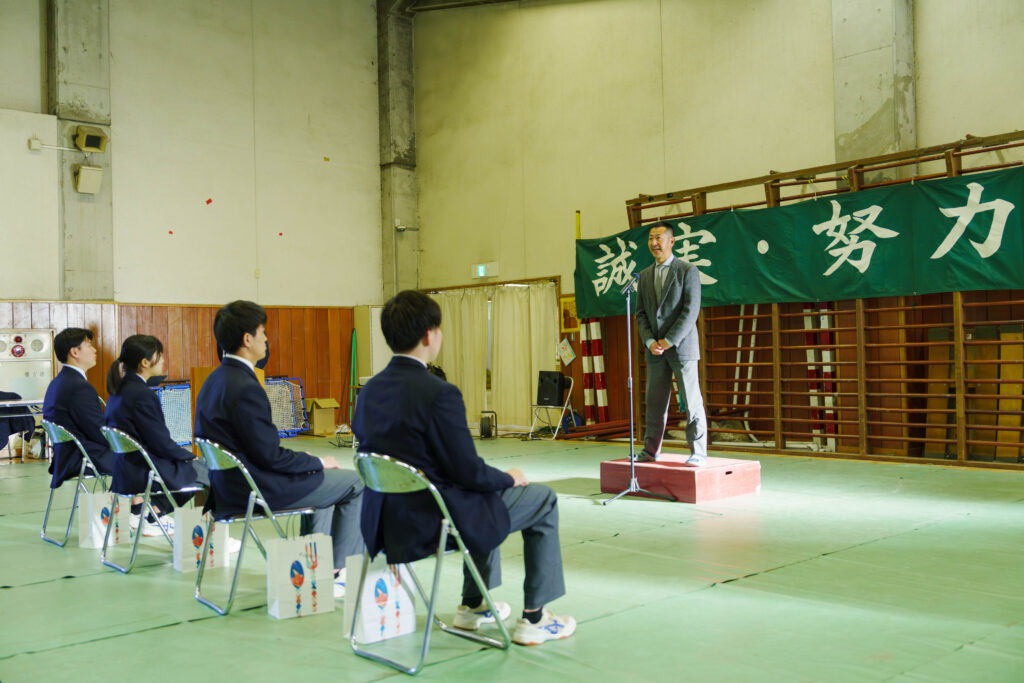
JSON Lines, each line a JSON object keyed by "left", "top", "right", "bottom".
{"left": 600, "top": 454, "right": 761, "bottom": 503}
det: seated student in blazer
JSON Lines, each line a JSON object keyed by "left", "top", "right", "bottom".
{"left": 352, "top": 290, "right": 576, "bottom": 646}
{"left": 104, "top": 334, "right": 220, "bottom": 540}
{"left": 43, "top": 328, "right": 116, "bottom": 489}
{"left": 194, "top": 300, "right": 363, "bottom": 597}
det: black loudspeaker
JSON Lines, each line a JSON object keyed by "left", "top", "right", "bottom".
{"left": 480, "top": 411, "right": 497, "bottom": 439}
{"left": 536, "top": 371, "right": 565, "bottom": 406}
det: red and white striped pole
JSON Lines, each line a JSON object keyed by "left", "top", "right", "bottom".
{"left": 580, "top": 319, "right": 597, "bottom": 424}
{"left": 588, "top": 318, "right": 610, "bottom": 423}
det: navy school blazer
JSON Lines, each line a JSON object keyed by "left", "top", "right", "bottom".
{"left": 352, "top": 355, "right": 515, "bottom": 563}
{"left": 104, "top": 374, "right": 199, "bottom": 494}
{"left": 194, "top": 357, "right": 324, "bottom": 517}
{"left": 42, "top": 366, "right": 115, "bottom": 488}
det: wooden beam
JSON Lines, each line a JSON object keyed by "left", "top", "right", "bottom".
{"left": 953, "top": 291, "right": 967, "bottom": 462}
{"left": 855, "top": 299, "right": 868, "bottom": 456}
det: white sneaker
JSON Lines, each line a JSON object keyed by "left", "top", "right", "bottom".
{"left": 130, "top": 513, "right": 164, "bottom": 537}
{"left": 148, "top": 514, "right": 175, "bottom": 537}
{"left": 334, "top": 568, "right": 346, "bottom": 599}
{"left": 453, "top": 601, "right": 512, "bottom": 630}
{"left": 512, "top": 608, "right": 576, "bottom": 646}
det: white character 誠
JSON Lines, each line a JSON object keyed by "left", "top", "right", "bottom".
{"left": 812, "top": 201, "right": 899, "bottom": 276}
{"left": 592, "top": 236, "right": 638, "bottom": 296}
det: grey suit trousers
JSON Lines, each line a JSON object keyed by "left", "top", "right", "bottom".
{"left": 643, "top": 350, "right": 707, "bottom": 458}
{"left": 294, "top": 469, "right": 365, "bottom": 571}
{"left": 462, "top": 483, "right": 565, "bottom": 610}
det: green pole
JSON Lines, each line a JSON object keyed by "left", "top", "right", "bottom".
{"left": 348, "top": 329, "right": 358, "bottom": 424}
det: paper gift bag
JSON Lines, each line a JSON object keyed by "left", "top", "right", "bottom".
{"left": 343, "top": 553, "right": 417, "bottom": 643}
{"left": 266, "top": 533, "right": 335, "bottom": 620}
{"left": 173, "top": 507, "right": 229, "bottom": 573}
{"left": 78, "top": 492, "right": 129, "bottom": 549}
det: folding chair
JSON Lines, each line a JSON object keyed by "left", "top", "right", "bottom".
{"left": 193, "top": 437, "right": 315, "bottom": 615}
{"left": 350, "top": 452, "right": 510, "bottom": 676}
{"left": 98, "top": 426, "right": 204, "bottom": 573}
{"left": 39, "top": 419, "right": 110, "bottom": 547}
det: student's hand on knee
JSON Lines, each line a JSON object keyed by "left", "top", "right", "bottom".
{"left": 320, "top": 456, "right": 341, "bottom": 470}
{"left": 506, "top": 468, "right": 529, "bottom": 487}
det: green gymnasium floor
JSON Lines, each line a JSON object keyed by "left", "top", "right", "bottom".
{"left": 2, "top": 437, "right": 1023, "bottom": 682}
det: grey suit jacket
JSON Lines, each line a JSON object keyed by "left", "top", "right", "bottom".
{"left": 635, "top": 257, "right": 702, "bottom": 361}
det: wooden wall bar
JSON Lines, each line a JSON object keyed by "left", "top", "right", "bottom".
{"left": 592, "top": 289, "right": 1024, "bottom": 469}
{"left": 1, "top": 300, "right": 355, "bottom": 429}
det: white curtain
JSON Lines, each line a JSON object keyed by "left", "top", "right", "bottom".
{"left": 492, "top": 281, "right": 559, "bottom": 428}
{"left": 529, "top": 280, "right": 559, "bottom": 404}
{"left": 433, "top": 287, "right": 491, "bottom": 422}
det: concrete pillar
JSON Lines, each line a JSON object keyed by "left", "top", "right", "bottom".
{"left": 832, "top": 0, "right": 916, "bottom": 176}
{"left": 48, "top": 0, "right": 113, "bottom": 300}
{"left": 378, "top": 0, "right": 419, "bottom": 298}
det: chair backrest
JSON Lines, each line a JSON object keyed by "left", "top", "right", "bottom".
{"left": 100, "top": 426, "right": 176, "bottom": 502}
{"left": 40, "top": 419, "right": 77, "bottom": 446}
{"left": 194, "top": 437, "right": 275, "bottom": 518}
{"left": 41, "top": 419, "right": 107, "bottom": 491}
{"left": 100, "top": 426, "right": 141, "bottom": 455}
{"left": 354, "top": 452, "right": 454, "bottom": 521}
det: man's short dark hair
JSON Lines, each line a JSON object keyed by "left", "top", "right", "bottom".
{"left": 214, "top": 300, "right": 268, "bottom": 355}
{"left": 54, "top": 327, "right": 94, "bottom": 364}
{"left": 381, "top": 290, "right": 442, "bottom": 353}
{"left": 649, "top": 221, "right": 674, "bottom": 235}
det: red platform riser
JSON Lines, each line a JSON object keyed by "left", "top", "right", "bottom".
{"left": 600, "top": 454, "right": 761, "bottom": 503}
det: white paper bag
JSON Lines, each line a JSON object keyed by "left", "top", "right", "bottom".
{"left": 266, "top": 533, "right": 335, "bottom": 620}
{"left": 343, "top": 553, "right": 417, "bottom": 643}
{"left": 78, "top": 491, "right": 129, "bottom": 549}
{"left": 173, "top": 507, "right": 229, "bottom": 573}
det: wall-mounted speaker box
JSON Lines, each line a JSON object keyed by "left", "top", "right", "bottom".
{"left": 74, "top": 125, "right": 107, "bottom": 153}
{"left": 73, "top": 165, "right": 103, "bottom": 194}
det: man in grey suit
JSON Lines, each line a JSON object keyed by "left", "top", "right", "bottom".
{"left": 635, "top": 221, "right": 708, "bottom": 466}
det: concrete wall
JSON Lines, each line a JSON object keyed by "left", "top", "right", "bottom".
{"left": 413, "top": 0, "right": 1024, "bottom": 293}
{"left": 109, "top": 0, "right": 381, "bottom": 305}
{"left": 413, "top": 0, "right": 836, "bottom": 291}
{"left": 915, "top": 1, "right": 1024, "bottom": 150}
{"left": 0, "top": 0, "right": 382, "bottom": 306}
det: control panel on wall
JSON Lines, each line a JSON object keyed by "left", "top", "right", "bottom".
{"left": 0, "top": 330, "right": 55, "bottom": 401}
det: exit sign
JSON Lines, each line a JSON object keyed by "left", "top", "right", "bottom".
{"left": 471, "top": 261, "right": 499, "bottom": 279}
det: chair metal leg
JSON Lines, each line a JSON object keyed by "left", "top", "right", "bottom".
{"left": 101, "top": 493, "right": 144, "bottom": 574}
{"left": 196, "top": 515, "right": 251, "bottom": 615}
{"left": 444, "top": 534, "right": 511, "bottom": 649}
{"left": 350, "top": 522, "right": 509, "bottom": 676}
{"left": 40, "top": 484, "right": 79, "bottom": 547}
{"left": 351, "top": 548, "right": 435, "bottom": 675}
{"left": 144, "top": 485, "right": 175, "bottom": 549}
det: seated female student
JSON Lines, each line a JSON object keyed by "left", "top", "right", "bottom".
{"left": 104, "top": 335, "right": 210, "bottom": 538}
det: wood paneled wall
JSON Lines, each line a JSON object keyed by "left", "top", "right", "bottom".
{"left": 1, "top": 300, "right": 355, "bottom": 427}
{"left": 0, "top": 300, "right": 118, "bottom": 401}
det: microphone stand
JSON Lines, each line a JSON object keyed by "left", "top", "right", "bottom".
{"left": 604, "top": 274, "right": 673, "bottom": 505}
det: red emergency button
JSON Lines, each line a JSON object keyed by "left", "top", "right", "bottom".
{"left": 13, "top": 335, "right": 23, "bottom": 343}
{"left": 11, "top": 345, "right": 25, "bottom": 358}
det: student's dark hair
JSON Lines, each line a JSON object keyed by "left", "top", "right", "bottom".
{"left": 107, "top": 335, "right": 164, "bottom": 395}
{"left": 53, "top": 327, "right": 94, "bottom": 364}
{"left": 381, "top": 290, "right": 442, "bottom": 353}
{"left": 649, "top": 220, "right": 674, "bottom": 235}
{"left": 213, "top": 300, "right": 267, "bottom": 354}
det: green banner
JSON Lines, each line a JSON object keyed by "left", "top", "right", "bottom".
{"left": 574, "top": 166, "right": 1024, "bottom": 317}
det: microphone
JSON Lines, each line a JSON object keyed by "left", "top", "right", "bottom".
{"left": 619, "top": 272, "right": 640, "bottom": 294}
